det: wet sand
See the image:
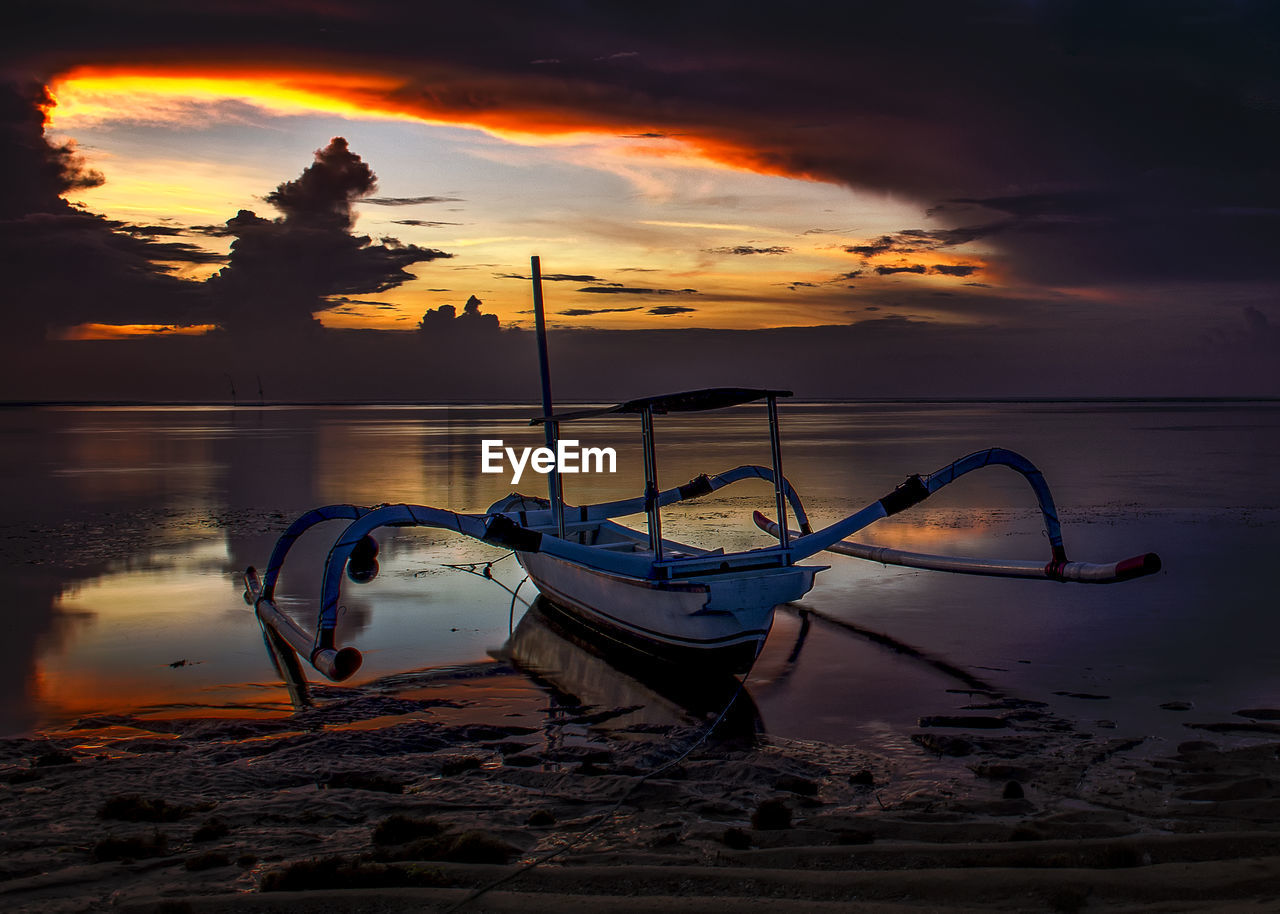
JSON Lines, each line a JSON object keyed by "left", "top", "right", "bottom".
{"left": 3, "top": 676, "right": 1279, "bottom": 913}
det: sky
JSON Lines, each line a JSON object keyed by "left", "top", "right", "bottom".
{"left": 2, "top": 1, "right": 1278, "bottom": 400}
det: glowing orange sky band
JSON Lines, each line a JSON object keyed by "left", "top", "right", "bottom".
{"left": 48, "top": 66, "right": 813, "bottom": 182}
{"left": 59, "top": 323, "right": 218, "bottom": 341}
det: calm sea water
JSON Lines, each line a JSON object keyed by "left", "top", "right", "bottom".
{"left": 2, "top": 402, "right": 1277, "bottom": 751}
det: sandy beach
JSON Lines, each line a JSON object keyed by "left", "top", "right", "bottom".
{"left": 3, "top": 669, "right": 1279, "bottom": 913}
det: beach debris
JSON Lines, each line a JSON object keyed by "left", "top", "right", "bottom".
{"left": 722, "top": 827, "right": 751, "bottom": 849}
{"left": 376, "top": 829, "right": 518, "bottom": 865}
{"left": 773, "top": 773, "right": 818, "bottom": 796}
{"left": 1003, "top": 780, "right": 1026, "bottom": 799}
{"left": 184, "top": 851, "right": 231, "bottom": 871}
{"left": 970, "top": 763, "right": 1030, "bottom": 781}
{"left": 33, "top": 747, "right": 76, "bottom": 767}
{"left": 1053, "top": 691, "right": 1111, "bottom": 700}
{"left": 192, "top": 818, "right": 230, "bottom": 842}
{"left": 1186, "top": 721, "right": 1280, "bottom": 736}
{"left": 260, "top": 856, "right": 426, "bottom": 892}
{"left": 527, "top": 809, "right": 556, "bottom": 827}
{"left": 836, "top": 829, "right": 875, "bottom": 845}
{"left": 98, "top": 794, "right": 191, "bottom": 822}
{"left": 751, "top": 798, "right": 793, "bottom": 830}
{"left": 92, "top": 830, "right": 168, "bottom": 862}
{"left": 372, "top": 815, "right": 447, "bottom": 846}
{"left": 440, "top": 755, "right": 484, "bottom": 776}
{"left": 1176, "top": 740, "right": 1218, "bottom": 754}
{"left": 848, "top": 769, "right": 875, "bottom": 787}
{"left": 368, "top": 814, "right": 517, "bottom": 865}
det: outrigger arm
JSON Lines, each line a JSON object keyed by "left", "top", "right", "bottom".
{"left": 763, "top": 447, "right": 1161, "bottom": 583}
{"left": 244, "top": 463, "right": 811, "bottom": 682}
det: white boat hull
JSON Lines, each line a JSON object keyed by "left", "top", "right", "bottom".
{"left": 518, "top": 548, "right": 817, "bottom": 673}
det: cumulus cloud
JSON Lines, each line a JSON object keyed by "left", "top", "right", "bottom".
{"left": 209, "top": 138, "right": 451, "bottom": 334}
{"left": 419, "top": 294, "right": 500, "bottom": 335}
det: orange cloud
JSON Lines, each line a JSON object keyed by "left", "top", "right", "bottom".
{"left": 47, "top": 66, "right": 806, "bottom": 182}
{"left": 58, "top": 323, "right": 217, "bottom": 341}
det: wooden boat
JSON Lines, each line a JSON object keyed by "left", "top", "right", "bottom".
{"left": 244, "top": 258, "right": 1161, "bottom": 682}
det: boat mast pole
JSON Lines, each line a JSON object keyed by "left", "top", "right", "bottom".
{"left": 531, "top": 256, "right": 565, "bottom": 540}
{"left": 640, "top": 404, "right": 663, "bottom": 561}
{"left": 766, "top": 393, "right": 790, "bottom": 559}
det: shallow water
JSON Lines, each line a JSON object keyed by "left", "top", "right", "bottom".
{"left": 2, "top": 401, "right": 1278, "bottom": 753}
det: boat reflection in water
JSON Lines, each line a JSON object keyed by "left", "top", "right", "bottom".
{"left": 257, "top": 595, "right": 762, "bottom": 742}
{"left": 495, "top": 597, "right": 764, "bottom": 740}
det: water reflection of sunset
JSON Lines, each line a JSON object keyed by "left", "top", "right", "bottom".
{"left": 8, "top": 402, "right": 1277, "bottom": 751}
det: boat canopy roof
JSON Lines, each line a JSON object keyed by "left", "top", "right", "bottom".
{"left": 530, "top": 387, "right": 792, "bottom": 425}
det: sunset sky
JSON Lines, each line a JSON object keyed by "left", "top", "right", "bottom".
{"left": 3, "top": 1, "right": 1278, "bottom": 399}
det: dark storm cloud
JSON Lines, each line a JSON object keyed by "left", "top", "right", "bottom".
{"left": 560, "top": 306, "right": 641, "bottom": 316}
{"left": 875, "top": 264, "right": 928, "bottom": 276}
{"left": 10, "top": 1, "right": 1280, "bottom": 291}
{"left": 6, "top": 1, "right": 1280, "bottom": 395}
{"left": 391, "top": 219, "right": 461, "bottom": 227}
{"left": 704, "top": 245, "right": 790, "bottom": 255}
{"left": 362, "top": 196, "right": 463, "bottom": 206}
{"left": 648, "top": 305, "right": 695, "bottom": 315}
{"left": 209, "top": 138, "right": 451, "bottom": 334}
{"left": 0, "top": 82, "right": 101, "bottom": 219}
{"left": 0, "top": 81, "right": 211, "bottom": 334}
